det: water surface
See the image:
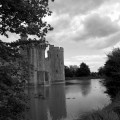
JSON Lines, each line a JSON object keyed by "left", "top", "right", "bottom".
{"left": 25, "top": 79, "right": 111, "bottom": 120}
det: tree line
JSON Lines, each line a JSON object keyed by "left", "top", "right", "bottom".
{"left": 65, "top": 62, "right": 91, "bottom": 78}
{"left": 97, "top": 48, "right": 120, "bottom": 99}
{"left": 65, "top": 48, "right": 120, "bottom": 80}
{"left": 98, "top": 48, "right": 120, "bottom": 79}
{"left": 65, "top": 48, "right": 120, "bottom": 98}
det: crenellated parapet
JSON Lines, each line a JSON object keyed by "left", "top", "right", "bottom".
{"left": 20, "top": 34, "right": 65, "bottom": 85}
{"left": 49, "top": 45, "right": 64, "bottom": 52}
{"left": 22, "top": 42, "right": 48, "bottom": 49}
{"left": 46, "top": 44, "right": 65, "bottom": 83}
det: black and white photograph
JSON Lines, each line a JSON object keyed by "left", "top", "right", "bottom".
{"left": 0, "top": 0, "right": 120, "bottom": 120}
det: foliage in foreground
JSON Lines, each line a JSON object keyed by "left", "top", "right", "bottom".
{"left": 81, "top": 48, "right": 120, "bottom": 120}
{"left": 104, "top": 48, "right": 120, "bottom": 79}
{"left": 0, "top": 41, "right": 29, "bottom": 120}
{"left": 0, "top": 0, "right": 54, "bottom": 38}
{"left": 0, "top": 0, "right": 54, "bottom": 119}
{"left": 98, "top": 48, "right": 120, "bottom": 79}
{"left": 97, "top": 48, "right": 120, "bottom": 99}
{"left": 81, "top": 93, "right": 120, "bottom": 120}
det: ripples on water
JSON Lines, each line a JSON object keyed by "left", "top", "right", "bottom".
{"left": 25, "top": 79, "right": 111, "bottom": 120}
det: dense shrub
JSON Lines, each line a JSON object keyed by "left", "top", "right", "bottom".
{"left": 104, "top": 48, "right": 120, "bottom": 79}
{"left": 76, "top": 62, "right": 91, "bottom": 77}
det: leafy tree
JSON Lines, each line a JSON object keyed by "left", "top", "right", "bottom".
{"left": 98, "top": 66, "right": 105, "bottom": 76}
{"left": 0, "top": 42, "right": 29, "bottom": 120}
{"left": 104, "top": 48, "right": 120, "bottom": 79}
{"left": 0, "top": 0, "right": 54, "bottom": 38}
{"left": 91, "top": 72, "right": 98, "bottom": 77}
{"left": 69, "top": 65, "right": 78, "bottom": 77}
{"left": 64, "top": 66, "right": 74, "bottom": 78}
{"left": 64, "top": 65, "right": 79, "bottom": 78}
{"left": 0, "top": 0, "right": 54, "bottom": 120}
{"left": 76, "top": 62, "right": 91, "bottom": 77}
{"left": 103, "top": 48, "right": 120, "bottom": 99}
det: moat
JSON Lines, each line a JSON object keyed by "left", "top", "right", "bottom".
{"left": 25, "top": 79, "right": 111, "bottom": 120}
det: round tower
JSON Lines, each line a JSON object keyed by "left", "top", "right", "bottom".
{"left": 28, "top": 42, "right": 48, "bottom": 85}
{"left": 48, "top": 45, "right": 65, "bottom": 83}
{"left": 20, "top": 34, "right": 48, "bottom": 85}
{"left": 37, "top": 43, "right": 47, "bottom": 84}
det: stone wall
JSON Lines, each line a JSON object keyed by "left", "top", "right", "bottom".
{"left": 46, "top": 45, "right": 65, "bottom": 83}
{"left": 20, "top": 37, "right": 65, "bottom": 85}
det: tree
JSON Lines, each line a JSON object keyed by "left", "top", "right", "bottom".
{"left": 69, "top": 65, "right": 78, "bottom": 77}
{"left": 64, "top": 66, "right": 74, "bottom": 78}
{"left": 76, "top": 62, "right": 91, "bottom": 77}
{"left": 0, "top": 0, "right": 54, "bottom": 120}
{"left": 0, "top": 42, "right": 29, "bottom": 120}
{"left": 103, "top": 48, "right": 120, "bottom": 99}
{"left": 91, "top": 72, "right": 98, "bottom": 77}
{"left": 104, "top": 48, "right": 120, "bottom": 79}
{"left": 98, "top": 66, "right": 105, "bottom": 76}
{"left": 0, "top": 0, "right": 54, "bottom": 38}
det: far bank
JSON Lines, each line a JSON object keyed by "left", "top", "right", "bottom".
{"left": 65, "top": 76, "right": 104, "bottom": 80}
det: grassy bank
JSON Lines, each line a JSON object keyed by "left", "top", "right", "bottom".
{"left": 65, "top": 76, "right": 104, "bottom": 80}
{"left": 80, "top": 93, "right": 120, "bottom": 120}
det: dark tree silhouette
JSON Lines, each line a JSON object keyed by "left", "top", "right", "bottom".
{"left": 103, "top": 48, "right": 120, "bottom": 99}
{"left": 104, "top": 48, "right": 120, "bottom": 79}
{"left": 0, "top": 0, "right": 54, "bottom": 120}
{"left": 0, "top": 0, "right": 54, "bottom": 38}
{"left": 76, "top": 62, "right": 91, "bottom": 77}
{"left": 64, "top": 66, "right": 74, "bottom": 78}
{"left": 98, "top": 66, "right": 105, "bottom": 76}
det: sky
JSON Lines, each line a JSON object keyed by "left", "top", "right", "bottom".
{"left": 46, "top": 0, "right": 120, "bottom": 72}
{"left": 1, "top": 0, "right": 120, "bottom": 72}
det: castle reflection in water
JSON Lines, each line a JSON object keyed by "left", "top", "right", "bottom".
{"left": 25, "top": 85, "right": 67, "bottom": 120}
{"left": 25, "top": 79, "right": 111, "bottom": 120}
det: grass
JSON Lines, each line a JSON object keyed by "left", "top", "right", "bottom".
{"left": 80, "top": 93, "right": 120, "bottom": 120}
{"left": 65, "top": 76, "right": 104, "bottom": 80}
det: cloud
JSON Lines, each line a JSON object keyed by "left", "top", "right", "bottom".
{"left": 73, "top": 14, "right": 120, "bottom": 41}
{"left": 47, "top": 0, "right": 120, "bottom": 50}
{"left": 72, "top": 55, "right": 106, "bottom": 61}
{"left": 0, "top": 32, "right": 20, "bottom": 42}
{"left": 47, "top": 0, "right": 120, "bottom": 72}
{"left": 67, "top": 13, "right": 120, "bottom": 50}
{"left": 84, "top": 14, "right": 119, "bottom": 37}
{"left": 47, "top": 12, "right": 120, "bottom": 49}
{"left": 46, "top": 13, "right": 70, "bottom": 32}
{"left": 86, "top": 31, "right": 120, "bottom": 49}
{"left": 65, "top": 55, "right": 106, "bottom": 72}
{"left": 49, "top": 0, "right": 108, "bottom": 16}
{"left": 46, "top": 13, "right": 71, "bottom": 42}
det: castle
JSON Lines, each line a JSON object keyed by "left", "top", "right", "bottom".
{"left": 20, "top": 35, "right": 65, "bottom": 85}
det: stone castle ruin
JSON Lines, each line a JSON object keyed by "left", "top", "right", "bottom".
{"left": 20, "top": 35, "right": 65, "bottom": 85}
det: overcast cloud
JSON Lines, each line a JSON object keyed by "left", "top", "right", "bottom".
{"left": 1, "top": 0, "right": 120, "bottom": 71}
{"left": 47, "top": 0, "right": 120, "bottom": 71}
{"left": 49, "top": 0, "right": 108, "bottom": 16}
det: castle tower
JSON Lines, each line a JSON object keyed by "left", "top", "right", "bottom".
{"left": 36, "top": 43, "right": 48, "bottom": 85}
{"left": 29, "top": 43, "right": 48, "bottom": 85}
{"left": 19, "top": 34, "right": 28, "bottom": 59}
{"left": 20, "top": 34, "right": 48, "bottom": 85}
{"left": 20, "top": 35, "right": 65, "bottom": 85}
{"left": 48, "top": 45, "right": 65, "bottom": 83}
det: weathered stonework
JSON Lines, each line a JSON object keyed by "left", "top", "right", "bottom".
{"left": 20, "top": 36, "right": 65, "bottom": 85}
